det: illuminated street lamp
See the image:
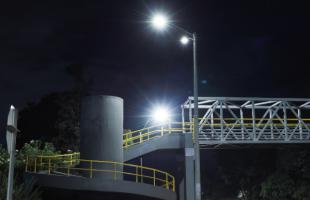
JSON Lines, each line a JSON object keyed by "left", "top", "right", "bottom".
{"left": 150, "top": 13, "right": 169, "bottom": 31}
{"left": 180, "top": 36, "right": 189, "bottom": 45}
{"left": 149, "top": 12, "right": 201, "bottom": 200}
{"left": 142, "top": 106, "right": 171, "bottom": 128}
{"left": 151, "top": 106, "right": 171, "bottom": 124}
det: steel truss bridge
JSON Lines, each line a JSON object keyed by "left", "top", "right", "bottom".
{"left": 123, "top": 97, "right": 310, "bottom": 148}
{"left": 183, "top": 97, "right": 310, "bottom": 146}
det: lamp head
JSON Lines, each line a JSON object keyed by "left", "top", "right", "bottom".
{"left": 151, "top": 13, "right": 169, "bottom": 31}
{"left": 180, "top": 36, "right": 189, "bottom": 45}
{"left": 151, "top": 106, "right": 171, "bottom": 123}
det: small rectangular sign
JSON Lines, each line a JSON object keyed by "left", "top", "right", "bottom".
{"left": 185, "top": 148, "right": 194, "bottom": 157}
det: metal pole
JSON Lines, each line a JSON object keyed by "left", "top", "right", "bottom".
{"left": 6, "top": 105, "right": 18, "bottom": 200}
{"left": 7, "top": 134, "right": 16, "bottom": 200}
{"left": 193, "top": 33, "right": 201, "bottom": 200}
{"left": 140, "top": 157, "right": 143, "bottom": 183}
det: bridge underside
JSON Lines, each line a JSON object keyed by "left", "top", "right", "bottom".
{"left": 26, "top": 173, "right": 176, "bottom": 200}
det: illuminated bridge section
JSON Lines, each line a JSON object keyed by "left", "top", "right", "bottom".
{"left": 124, "top": 97, "right": 310, "bottom": 147}
{"left": 183, "top": 97, "right": 310, "bottom": 145}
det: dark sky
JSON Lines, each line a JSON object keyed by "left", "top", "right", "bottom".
{"left": 1, "top": 0, "right": 309, "bottom": 143}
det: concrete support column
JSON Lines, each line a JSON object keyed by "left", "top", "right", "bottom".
{"left": 184, "top": 134, "right": 195, "bottom": 200}
{"left": 80, "top": 95, "right": 124, "bottom": 180}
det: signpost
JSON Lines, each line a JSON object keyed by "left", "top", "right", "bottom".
{"left": 6, "top": 105, "right": 18, "bottom": 200}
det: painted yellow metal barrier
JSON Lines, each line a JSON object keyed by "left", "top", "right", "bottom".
{"left": 25, "top": 152, "right": 80, "bottom": 174}
{"left": 123, "top": 118, "right": 310, "bottom": 148}
{"left": 25, "top": 153, "right": 175, "bottom": 192}
{"left": 123, "top": 122, "right": 193, "bottom": 148}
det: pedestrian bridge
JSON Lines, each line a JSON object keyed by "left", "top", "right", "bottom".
{"left": 25, "top": 97, "right": 310, "bottom": 200}
{"left": 124, "top": 97, "right": 310, "bottom": 147}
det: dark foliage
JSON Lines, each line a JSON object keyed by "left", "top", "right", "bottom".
{"left": 18, "top": 91, "right": 80, "bottom": 152}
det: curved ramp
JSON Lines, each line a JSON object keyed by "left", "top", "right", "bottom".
{"left": 26, "top": 173, "right": 176, "bottom": 200}
{"left": 124, "top": 133, "right": 187, "bottom": 161}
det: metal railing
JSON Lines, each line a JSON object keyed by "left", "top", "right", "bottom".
{"left": 25, "top": 152, "right": 80, "bottom": 174}
{"left": 123, "top": 118, "right": 310, "bottom": 147}
{"left": 25, "top": 153, "right": 175, "bottom": 192}
{"left": 183, "top": 98, "right": 310, "bottom": 144}
{"left": 123, "top": 122, "right": 193, "bottom": 148}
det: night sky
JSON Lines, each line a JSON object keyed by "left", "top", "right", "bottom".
{"left": 1, "top": 0, "right": 309, "bottom": 144}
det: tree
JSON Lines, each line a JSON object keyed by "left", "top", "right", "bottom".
{"left": 18, "top": 91, "right": 81, "bottom": 151}
{"left": 17, "top": 63, "right": 91, "bottom": 151}
{"left": 260, "top": 149, "right": 310, "bottom": 200}
{"left": 0, "top": 141, "right": 57, "bottom": 200}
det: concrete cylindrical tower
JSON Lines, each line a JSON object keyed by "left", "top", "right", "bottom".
{"left": 80, "top": 95, "right": 123, "bottom": 180}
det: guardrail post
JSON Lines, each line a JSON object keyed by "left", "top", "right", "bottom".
{"left": 153, "top": 169, "right": 156, "bottom": 186}
{"left": 48, "top": 158, "right": 51, "bottom": 175}
{"left": 283, "top": 103, "right": 288, "bottom": 141}
{"left": 67, "top": 164, "right": 70, "bottom": 176}
{"left": 34, "top": 158, "right": 37, "bottom": 173}
{"left": 136, "top": 166, "right": 138, "bottom": 182}
{"left": 252, "top": 101, "right": 256, "bottom": 141}
{"left": 40, "top": 155, "right": 43, "bottom": 170}
{"left": 298, "top": 109, "right": 302, "bottom": 139}
{"left": 25, "top": 156, "right": 28, "bottom": 172}
{"left": 147, "top": 128, "right": 150, "bottom": 140}
{"left": 114, "top": 163, "right": 117, "bottom": 180}
{"left": 90, "top": 160, "right": 93, "bottom": 178}
{"left": 139, "top": 131, "right": 142, "bottom": 143}
{"left": 70, "top": 154, "right": 73, "bottom": 166}
{"left": 161, "top": 126, "right": 164, "bottom": 136}
{"left": 140, "top": 158, "right": 143, "bottom": 183}
{"left": 125, "top": 134, "right": 128, "bottom": 148}
{"left": 165, "top": 173, "right": 169, "bottom": 190}
{"left": 270, "top": 110, "right": 274, "bottom": 139}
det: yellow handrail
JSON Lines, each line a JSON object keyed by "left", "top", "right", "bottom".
{"left": 26, "top": 154, "right": 175, "bottom": 192}
{"left": 123, "top": 119, "right": 310, "bottom": 148}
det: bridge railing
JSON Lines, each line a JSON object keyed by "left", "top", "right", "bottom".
{"left": 123, "top": 118, "right": 310, "bottom": 147}
{"left": 25, "top": 152, "right": 80, "bottom": 173}
{"left": 25, "top": 153, "right": 175, "bottom": 192}
{"left": 198, "top": 118, "right": 310, "bottom": 142}
{"left": 123, "top": 122, "right": 193, "bottom": 148}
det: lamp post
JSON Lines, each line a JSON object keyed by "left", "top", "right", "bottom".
{"left": 149, "top": 13, "right": 201, "bottom": 200}
{"left": 6, "top": 105, "right": 19, "bottom": 200}
{"left": 192, "top": 33, "right": 201, "bottom": 200}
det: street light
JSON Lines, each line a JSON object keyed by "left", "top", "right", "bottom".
{"left": 150, "top": 13, "right": 169, "bottom": 31}
{"left": 149, "top": 12, "right": 201, "bottom": 200}
{"left": 151, "top": 106, "right": 171, "bottom": 124}
{"left": 180, "top": 36, "right": 189, "bottom": 45}
{"left": 6, "top": 105, "right": 18, "bottom": 200}
{"left": 143, "top": 106, "right": 172, "bottom": 128}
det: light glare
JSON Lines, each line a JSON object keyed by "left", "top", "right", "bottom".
{"left": 180, "top": 36, "right": 189, "bottom": 45}
{"left": 152, "top": 107, "right": 170, "bottom": 123}
{"left": 151, "top": 13, "right": 169, "bottom": 30}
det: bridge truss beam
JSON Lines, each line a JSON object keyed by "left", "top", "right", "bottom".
{"left": 182, "top": 97, "right": 310, "bottom": 146}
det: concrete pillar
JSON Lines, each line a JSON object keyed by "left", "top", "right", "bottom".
{"left": 184, "top": 134, "right": 195, "bottom": 200}
{"left": 80, "top": 95, "right": 123, "bottom": 180}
